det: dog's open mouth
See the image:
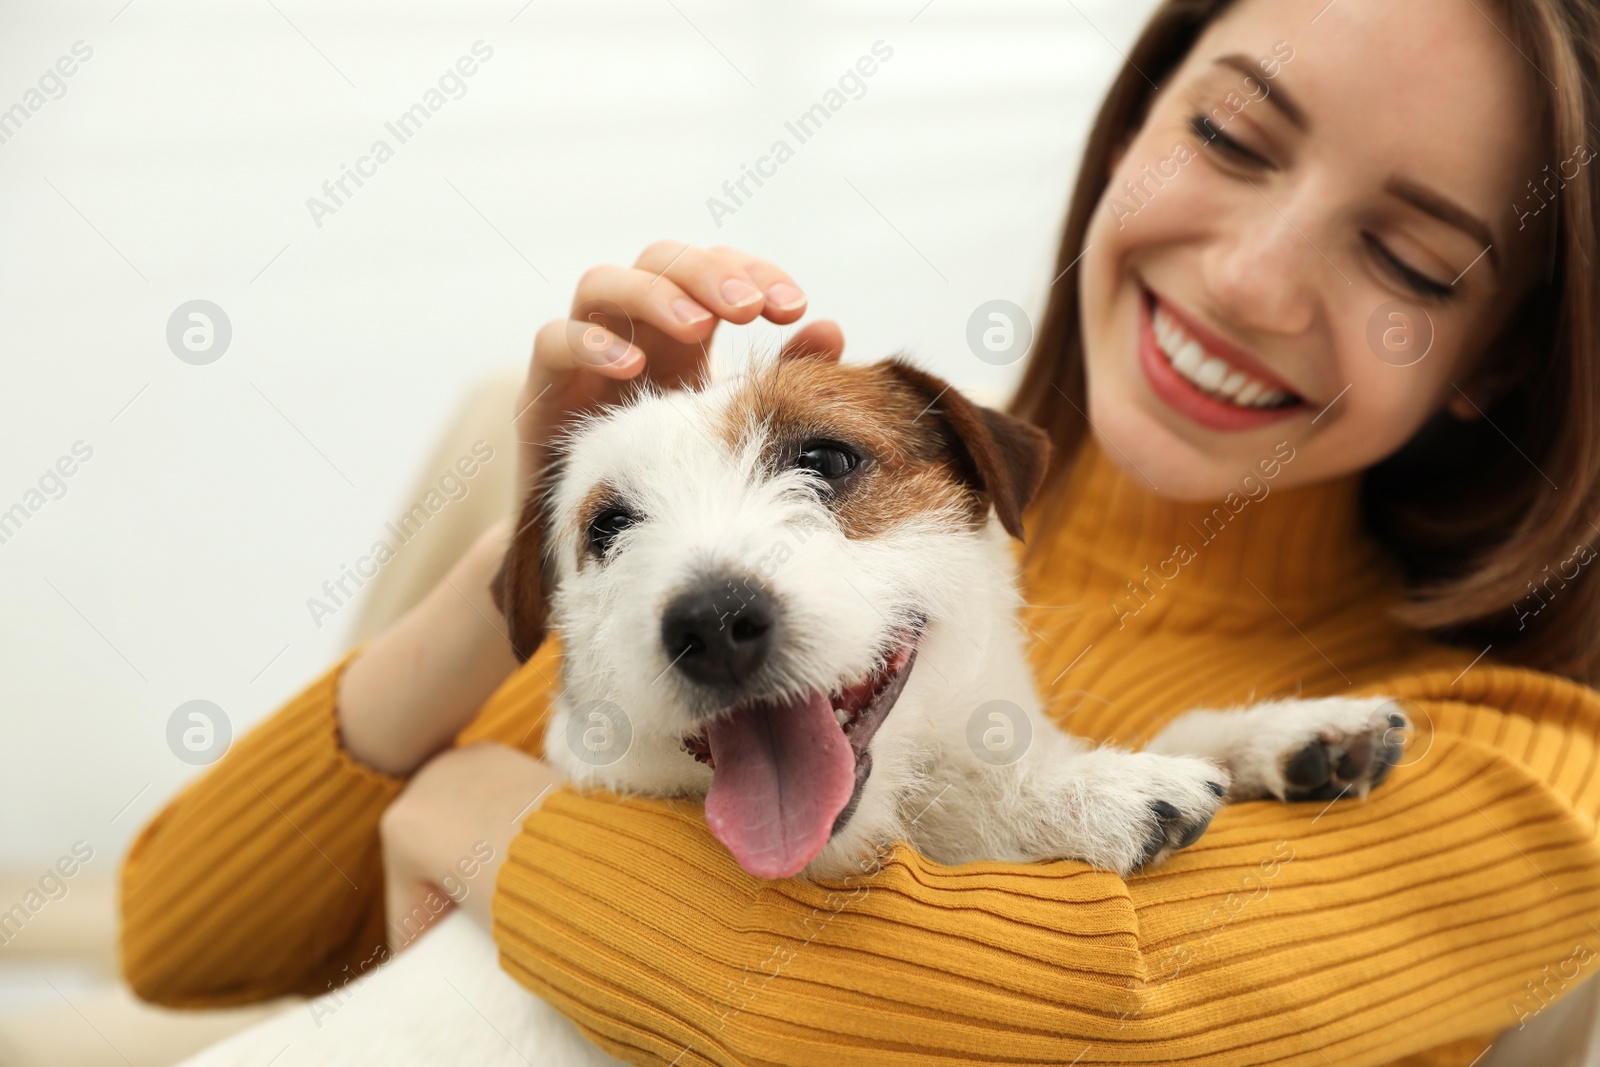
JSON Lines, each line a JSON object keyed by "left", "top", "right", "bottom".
{"left": 681, "top": 631, "right": 921, "bottom": 879}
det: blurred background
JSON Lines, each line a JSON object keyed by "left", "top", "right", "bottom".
{"left": 0, "top": 0, "right": 1156, "bottom": 1059}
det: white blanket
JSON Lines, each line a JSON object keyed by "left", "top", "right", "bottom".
{"left": 178, "top": 911, "right": 621, "bottom": 1067}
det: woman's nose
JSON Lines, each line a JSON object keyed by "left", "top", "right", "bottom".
{"left": 1202, "top": 192, "right": 1328, "bottom": 337}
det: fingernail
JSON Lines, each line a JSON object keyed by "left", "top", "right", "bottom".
{"left": 766, "top": 282, "right": 806, "bottom": 310}
{"left": 604, "top": 338, "right": 641, "bottom": 366}
{"left": 672, "top": 298, "right": 712, "bottom": 324}
{"left": 721, "top": 278, "right": 763, "bottom": 307}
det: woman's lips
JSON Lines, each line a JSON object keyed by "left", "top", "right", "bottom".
{"left": 1137, "top": 288, "right": 1307, "bottom": 432}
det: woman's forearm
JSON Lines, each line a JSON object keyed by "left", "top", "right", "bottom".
{"left": 337, "top": 519, "right": 520, "bottom": 776}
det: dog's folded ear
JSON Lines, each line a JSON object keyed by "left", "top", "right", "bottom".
{"left": 490, "top": 467, "right": 557, "bottom": 664}
{"left": 882, "top": 360, "right": 1052, "bottom": 541}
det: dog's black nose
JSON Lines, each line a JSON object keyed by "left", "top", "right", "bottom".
{"left": 660, "top": 573, "right": 776, "bottom": 688}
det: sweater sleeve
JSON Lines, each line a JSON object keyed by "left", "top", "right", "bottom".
{"left": 119, "top": 649, "right": 402, "bottom": 1006}
{"left": 119, "top": 645, "right": 561, "bottom": 1007}
{"left": 489, "top": 662, "right": 1600, "bottom": 1067}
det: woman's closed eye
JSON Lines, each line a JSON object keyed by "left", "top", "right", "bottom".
{"left": 1189, "top": 114, "right": 1276, "bottom": 170}
{"left": 1363, "top": 233, "right": 1457, "bottom": 303}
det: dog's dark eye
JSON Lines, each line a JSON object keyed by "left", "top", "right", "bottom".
{"left": 587, "top": 507, "right": 637, "bottom": 557}
{"left": 795, "top": 441, "right": 858, "bottom": 481}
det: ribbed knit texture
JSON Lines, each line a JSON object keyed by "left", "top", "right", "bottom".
{"left": 121, "top": 442, "right": 1600, "bottom": 1066}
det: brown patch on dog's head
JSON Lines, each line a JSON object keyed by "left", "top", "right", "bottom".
{"left": 720, "top": 358, "right": 1051, "bottom": 541}
{"left": 879, "top": 361, "right": 1051, "bottom": 540}
{"left": 491, "top": 463, "right": 559, "bottom": 664}
{"left": 571, "top": 479, "right": 625, "bottom": 569}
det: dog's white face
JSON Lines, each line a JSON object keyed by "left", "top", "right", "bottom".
{"left": 495, "top": 356, "right": 1048, "bottom": 879}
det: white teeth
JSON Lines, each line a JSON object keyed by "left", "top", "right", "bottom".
{"left": 834, "top": 707, "right": 850, "bottom": 727}
{"left": 1173, "top": 339, "right": 1205, "bottom": 375}
{"left": 1150, "top": 299, "right": 1294, "bottom": 410}
{"left": 1156, "top": 315, "right": 1179, "bottom": 352}
{"left": 1195, "top": 357, "right": 1229, "bottom": 392}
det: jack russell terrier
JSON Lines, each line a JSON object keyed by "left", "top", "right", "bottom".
{"left": 183, "top": 353, "right": 1406, "bottom": 1067}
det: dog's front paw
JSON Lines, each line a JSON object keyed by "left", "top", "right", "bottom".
{"left": 1230, "top": 697, "right": 1407, "bottom": 802}
{"left": 1133, "top": 760, "right": 1229, "bottom": 871}
{"left": 1029, "top": 749, "right": 1229, "bottom": 876}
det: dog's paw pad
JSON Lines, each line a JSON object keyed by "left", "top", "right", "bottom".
{"left": 1281, "top": 706, "right": 1406, "bottom": 802}
{"left": 1135, "top": 785, "right": 1224, "bottom": 869}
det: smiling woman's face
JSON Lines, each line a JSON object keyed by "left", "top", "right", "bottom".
{"left": 1079, "top": 0, "right": 1548, "bottom": 500}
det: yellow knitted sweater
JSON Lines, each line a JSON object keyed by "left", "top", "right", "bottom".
{"left": 120, "top": 442, "right": 1600, "bottom": 1067}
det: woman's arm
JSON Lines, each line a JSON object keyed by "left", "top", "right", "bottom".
{"left": 337, "top": 519, "right": 521, "bottom": 776}
{"left": 456, "top": 664, "right": 1600, "bottom": 1066}
{"left": 118, "top": 524, "right": 553, "bottom": 1006}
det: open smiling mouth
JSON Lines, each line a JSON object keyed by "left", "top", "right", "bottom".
{"left": 1138, "top": 285, "right": 1309, "bottom": 430}
{"left": 682, "top": 630, "right": 921, "bottom": 879}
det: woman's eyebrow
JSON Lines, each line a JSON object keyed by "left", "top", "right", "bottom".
{"left": 1384, "top": 177, "right": 1500, "bottom": 275}
{"left": 1213, "top": 53, "right": 1307, "bottom": 130}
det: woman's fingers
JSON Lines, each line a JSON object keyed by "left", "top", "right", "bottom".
{"left": 532, "top": 317, "right": 644, "bottom": 380}
{"left": 570, "top": 263, "right": 715, "bottom": 346}
{"left": 564, "top": 244, "right": 814, "bottom": 357}
{"left": 634, "top": 242, "right": 783, "bottom": 326}
{"left": 525, "top": 242, "right": 824, "bottom": 463}
{"left": 714, "top": 246, "right": 809, "bottom": 324}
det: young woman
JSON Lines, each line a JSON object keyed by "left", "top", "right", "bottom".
{"left": 120, "top": 0, "right": 1600, "bottom": 1063}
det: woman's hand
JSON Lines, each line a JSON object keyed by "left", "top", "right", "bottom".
{"left": 379, "top": 743, "right": 565, "bottom": 953}
{"left": 516, "top": 241, "right": 844, "bottom": 489}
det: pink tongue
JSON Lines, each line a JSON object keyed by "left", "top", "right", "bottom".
{"left": 703, "top": 691, "right": 857, "bottom": 879}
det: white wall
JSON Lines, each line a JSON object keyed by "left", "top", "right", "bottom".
{"left": 0, "top": 0, "right": 1159, "bottom": 869}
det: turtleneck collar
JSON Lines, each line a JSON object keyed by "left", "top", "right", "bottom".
{"left": 1025, "top": 437, "right": 1394, "bottom": 610}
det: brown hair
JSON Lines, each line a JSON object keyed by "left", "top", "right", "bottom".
{"left": 1011, "top": 0, "right": 1600, "bottom": 682}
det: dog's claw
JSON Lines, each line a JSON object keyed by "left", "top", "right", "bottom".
{"left": 1137, "top": 795, "right": 1217, "bottom": 869}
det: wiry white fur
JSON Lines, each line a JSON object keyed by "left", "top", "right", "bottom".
{"left": 182, "top": 366, "right": 1401, "bottom": 1067}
